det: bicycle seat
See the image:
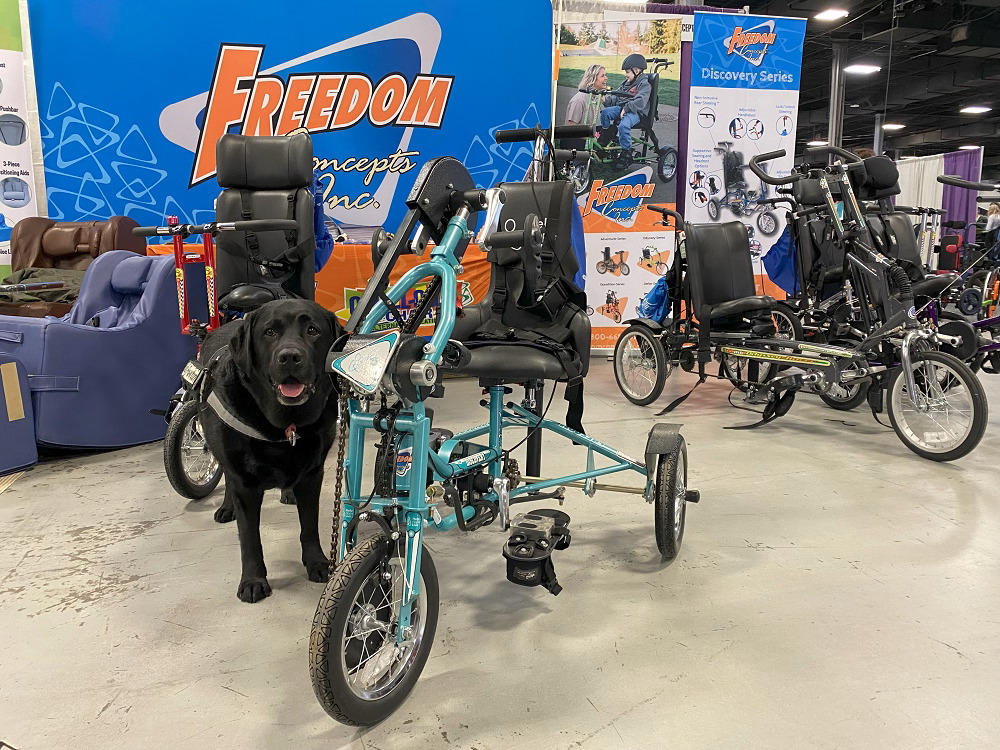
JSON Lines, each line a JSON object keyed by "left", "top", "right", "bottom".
{"left": 911, "top": 274, "right": 956, "bottom": 299}
{"left": 219, "top": 283, "right": 288, "bottom": 313}
{"left": 451, "top": 345, "right": 568, "bottom": 381}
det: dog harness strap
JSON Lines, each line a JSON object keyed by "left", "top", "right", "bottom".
{"left": 206, "top": 391, "right": 280, "bottom": 442}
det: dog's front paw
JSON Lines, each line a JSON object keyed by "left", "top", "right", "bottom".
{"left": 237, "top": 577, "right": 272, "bottom": 603}
{"left": 304, "top": 555, "right": 331, "bottom": 583}
{"left": 279, "top": 489, "right": 296, "bottom": 505}
{"left": 214, "top": 504, "right": 235, "bottom": 523}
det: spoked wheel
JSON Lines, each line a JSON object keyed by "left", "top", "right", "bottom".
{"left": 569, "top": 160, "right": 592, "bottom": 197}
{"left": 620, "top": 263, "right": 630, "bottom": 276}
{"left": 757, "top": 211, "right": 778, "bottom": 235}
{"left": 887, "top": 350, "right": 988, "bottom": 461}
{"left": 163, "top": 400, "right": 222, "bottom": 499}
{"left": 720, "top": 355, "right": 776, "bottom": 391}
{"left": 657, "top": 147, "right": 678, "bottom": 183}
{"left": 820, "top": 362, "right": 870, "bottom": 410}
{"left": 654, "top": 439, "right": 687, "bottom": 561}
{"left": 654, "top": 261, "right": 666, "bottom": 275}
{"left": 597, "top": 261, "right": 608, "bottom": 274}
{"left": 614, "top": 325, "right": 669, "bottom": 405}
{"left": 612, "top": 310, "right": 622, "bottom": 323}
{"left": 706, "top": 199, "right": 720, "bottom": 221}
{"left": 310, "top": 535, "right": 439, "bottom": 726}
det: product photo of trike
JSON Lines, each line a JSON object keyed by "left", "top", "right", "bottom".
{"left": 703, "top": 141, "right": 780, "bottom": 236}
{"left": 307, "top": 134, "right": 698, "bottom": 726}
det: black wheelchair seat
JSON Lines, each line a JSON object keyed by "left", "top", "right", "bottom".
{"left": 453, "top": 344, "right": 568, "bottom": 381}
{"left": 220, "top": 283, "right": 289, "bottom": 313}
{"left": 911, "top": 274, "right": 956, "bottom": 299}
{"left": 709, "top": 295, "right": 776, "bottom": 320}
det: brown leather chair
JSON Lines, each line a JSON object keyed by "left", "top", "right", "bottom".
{"left": 0, "top": 216, "right": 147, "bottom": 317}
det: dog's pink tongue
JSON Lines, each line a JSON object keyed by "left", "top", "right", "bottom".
{"left": 279, "top": 382, "right": 305, "bottom": 399}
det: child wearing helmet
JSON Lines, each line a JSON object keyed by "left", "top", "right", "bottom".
{"left": 598, "top": 54, "right": 651, "bottom": 166}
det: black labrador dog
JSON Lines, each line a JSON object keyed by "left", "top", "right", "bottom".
{"left": 198, "top": 299, "right": 343, "bottom": 603}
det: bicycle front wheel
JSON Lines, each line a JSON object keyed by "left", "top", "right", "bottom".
{"left": 310, "top": 535, "right": 439, "bottom": 726}
{"left": 887, "top": 351, "right": 987, "bottom": 461}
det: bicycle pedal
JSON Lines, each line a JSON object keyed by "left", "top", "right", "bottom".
{"left": 503, "top": 509, "right": 571, "bottom": 596}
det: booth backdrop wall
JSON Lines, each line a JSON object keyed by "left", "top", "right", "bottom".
{"left": 27, "top": 0, "right": 552, "bottom": 233}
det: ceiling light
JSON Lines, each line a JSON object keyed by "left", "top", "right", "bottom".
{"left": 882, "top": 123, "right": 905, "bottom": 130}
{"left": 844, "top": 64, "right": 881, "bottom": 74}
{"left": 960, "top": 106, "right": 992, "bottom": 114}
{"left": 807, "top": 140, "right": 829, "bottom": 146}
{"left": 959, "top": 145, "right": 980, "bottom": 150}
{"left": 815, "top": 9, "right": 849, "bottom": 21}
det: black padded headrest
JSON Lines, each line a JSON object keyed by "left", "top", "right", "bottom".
{"left": 849, "top": 156, "right": 900, "bottom": 200}
{"left": 216, "top": 133, "right": 314, "bottom": 189}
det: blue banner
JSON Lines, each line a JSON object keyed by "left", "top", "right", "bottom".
{"left": 690, "top": 13, "right": 806, "bottom": 91}
{"left": 28, "top": 1, "right": 551, "bottom": 230}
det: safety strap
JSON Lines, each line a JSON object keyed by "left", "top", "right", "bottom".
{"left": 238, "top": 189, "right": 299, "bottom": 283}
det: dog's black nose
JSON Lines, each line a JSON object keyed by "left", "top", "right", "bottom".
{"left": 277, "top": 348, "right": 304, "bottom": 365}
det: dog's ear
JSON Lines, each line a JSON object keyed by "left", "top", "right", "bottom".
{"left": 230, "top": 312, "right": 257, "bottom": 375}
{"left": 323, "top": 306, "right": 344, "bottom": 342}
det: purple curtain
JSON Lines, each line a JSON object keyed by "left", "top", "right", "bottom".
{"left": 942, "top": 149, "right": 982, "bottom": 243}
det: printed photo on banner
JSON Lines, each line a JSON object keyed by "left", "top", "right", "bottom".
{"left": 556, "top": 17, "right": 682, "bottom": 348}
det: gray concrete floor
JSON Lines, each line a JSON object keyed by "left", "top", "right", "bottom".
{"left": 2, "top": 359, "right": 999, "bottom": 749}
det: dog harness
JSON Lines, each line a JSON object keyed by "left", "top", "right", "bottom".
{"left": 200, "top": 345, "right": 300, "bottom": 446}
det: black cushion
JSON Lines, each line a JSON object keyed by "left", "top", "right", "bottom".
{"left": 684, "top": 221, "right": 757, "bottom": 311}
{"left": 709, "top": 295, "right": 775, "bottom": 320}
{"left": 912, "top": 274, "right": 958, "bottom": 298}
{"left": 849, "top": 156, "right": 900, "bottom": 201}
{"left": 216, "top": 133, "right": 314, "bottom": 189}
{"left": 219, "top": 283, "right": 285, "bottom": 312}
{"left": 455, "top": 345, "right": 567, "bottom": 380}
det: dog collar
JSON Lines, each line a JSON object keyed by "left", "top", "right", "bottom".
{"left": 206, "top": 390, "right": 298, "bottom": 445}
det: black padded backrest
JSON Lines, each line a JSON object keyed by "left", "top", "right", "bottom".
{"left": 883, "top": 211, "right": 924, "bottom": 269}
{"left": 684, "top": 221, "right": 755, "bottom": 311}
{"left": 640, "top": 72, "right": 658, "bottom": 128}
{"left": 214, "top": 134, "right": 316, "bottom": 299}
{"left": 452, "top": 179, "right": 590, "bottom": 374}
{"left": 792, "top": 177, "right": 828, "bottom": 207}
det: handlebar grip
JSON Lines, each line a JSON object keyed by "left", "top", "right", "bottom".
{"left": 748, "top": 150, "right": 800, "bottom": 185}
{"left": 494, "top": 128, "right": 540, "bottom": 144}
{"left": 486, "top": 231, "right": 525, "bottom": 249}
{"left": 132, "top": 226, "right": 168, "bottom": 237}
{"left": 794, "top": 204, "right": 828, "bottom": 219}
{"left": 759, "top": 197, "right": 793, "bottom": 207}
{"left": 552, "top": 125, "right": 595, "bottom": 140}
{"left": 230, "top": 219, "right": 298, "bottom": 232}
{"left": 937, "top": 174, "right": 998, "bottom": 191}
{"left": 552, "top": 148, "right": 591, "bottom": 164}
{"left": 645, "top": 204, "right": 683, "bottom": 227}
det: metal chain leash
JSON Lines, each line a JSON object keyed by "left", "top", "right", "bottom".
{"left": 330, "top": 378, "right": 350, "bottom": 573}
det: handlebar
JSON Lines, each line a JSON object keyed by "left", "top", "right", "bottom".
{"left": 551, "top": 148, "right": 591, "bottom": 165}
{"left": 804, "top": 145, "right": 863, "bottom": 164}
{"left": 759, "top": 197, "right": 794, "bottom": 208}
{"left": 132, "top": 219, "right": 298, "bottom": 238}
{"left": 937, "top": 174, "right": 1000, "bottom": 191}
{"left": 748, "top": 150, "right": 800, "bottom": 185}
{"left": 493, "top": 125, "right": 594, "bottom": 144}
{"left": 645, "top": 204, "right": 683, "bottom": 228}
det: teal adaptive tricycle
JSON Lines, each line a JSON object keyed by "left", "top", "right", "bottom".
{"left": 308, "top": 143, "right": 696, "bottom": 726}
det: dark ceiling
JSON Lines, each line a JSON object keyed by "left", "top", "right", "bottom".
{"left": 701, "top": 0, "right": 1000, "bottom": 179}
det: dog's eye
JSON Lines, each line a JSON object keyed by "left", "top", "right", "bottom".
{"left": 307, "top": 325, "right": 321, "bottom": 336}
{"left": 264, "top": 327, "right": 277, "bottom": 337}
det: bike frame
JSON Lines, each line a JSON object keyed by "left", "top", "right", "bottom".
{"left": 338, "top": 202, "right": 652, "bottom": 638}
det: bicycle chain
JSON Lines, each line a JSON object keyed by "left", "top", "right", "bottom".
{"left": 330, "top": 378, "right": 350, "bottom": 572}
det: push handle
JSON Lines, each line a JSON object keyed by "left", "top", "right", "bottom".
{"left": 132, "top": 219, "right": 298, "bottom": 238}
{"left": 551, "top": 148, "right": 591, "bottom": 164}
{"left": 937, "top": 174, "right": 1000, "bottom": 191}
{"left": 803, "top": 144, "right": 862, "bottom": 164}
{"left": 645, "top": 204, "right": 683, "bottom": 227}
{"left": 493, "top": 125, "right": 595, "bottom": 143}
{"left": 748, "top": 150, "right": 800, "bottom": 185}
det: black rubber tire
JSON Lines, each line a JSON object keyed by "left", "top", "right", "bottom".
{"left": 819, "top": 375, "right": 870, "bottom": 411}
{"left": 310, "top": 535, "right": 439, "bottom": 726}
{"left": 657, "top": 147, "right": 678, "bottom": 183}
{"left": 706, "top": 199, "right": 720, "bottom": 221}
{"left": 886, "top": 350, "right": 988, "bottom": 462}
{"left": 654, "top": 440, "right": 687, "bottom": 560}
{"left": 614, "top": 325, "right": 667, "bottom": 405}
{"left": 163, "top": 400, "right": 222, "bottom": 500}
{"left": 597, "top": 261, "right": 607, "bottom": 274}
{"left": 570, "top": 160, "right": 592, "bottom": 197}
{"left": 620, "top": 263, "right": 630, "bottom": 276}
{"left": 757, "top": 211, "right": 778, "bottom": 236}
{"left": 613, "top": 311, "right": 622, "bottom": 323}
